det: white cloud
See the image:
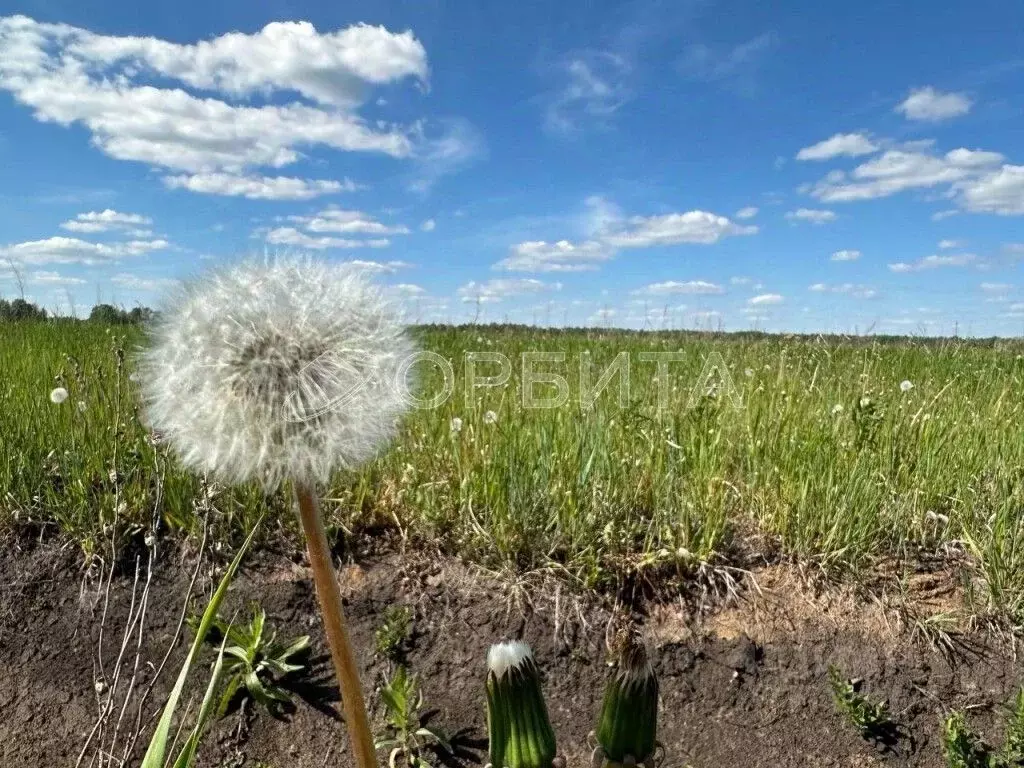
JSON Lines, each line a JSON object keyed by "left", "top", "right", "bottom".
{"left": 408, "top": 117, "right": 485, "bottom": 192}
{"left": 392, "top": 283, "right": 427, "bottom": 297}
{"left": 0, "top": 16, "right": 427, "bottom": 192}
{"left": 420, "top": 218, "right": 436, "bottom": 232}
{"left": 785, "top": 208, "right": 836, "bottom": 224}
{"left": 735, "top": 206, "right": 759, "bottom": 219}
{"left": 938, "top": 239, "right": 964, "bottom": 249}
{"left": 588, "top": 307, "right": 617, "bottom": 325}
{"left": 932, "top": 209, "right": 960, "bottom": 221}
{"left": 679, "top": 32, "right": 777, "bottom": 85}
{"left": 796, "top": 133, "right": 878, "bottom": 161}
{"left": 345, "top": 259, "right": 413, "bottom": 274}
{"left": 0, "top": 236, "right": 168, "bottom": 265}
{"left": 110, "top": 273, "right": 180, "bottom": 291}
{"left": 896, "top": 86, "right": 971, "bottom": 122}
{"left": 457, "top": 278, "right": 561, "bottom": 304}
{"left": 748, "top": 293, "right": 783, "bottom": 305}
{"left": 289, "top": 207, "right": 409, "bottom": 235}
{"left": 604, "top": 211, "right": 757, "bottom": 247}
{"left": 264, "top": 227, "right": 389, "bottom": 250}
{"left": 830, "top": 249, "right": 861, "bottom": 262}
{"left": 60, "top": 209, "right": 152, "bottom": 234}
{"left": 888, "top": 253, "right": 977, "bottom": 272}
{"left": 955, "top": 165, "right": 1024, "bottom": 215}
{"left": 631, "top": 280, "right": 724, "bottom": 296}
{"left": 495, "top": 205, "right": 756, "bottom": 274}
{"left": 30, "top": 270, "right": 86, "bottom": 285}
{"left": 808, "top": 147, "right": 1004, "bottom": 203}
{"left": 495, "top": 240, "right": 611, "bottom": 273}
{"left": 544, "top": 50, "right": 631, "bottom": 134}
{"left": 980, "top": 282, "right": 1013, "bottom": 294}
{"left": 808, "top": 282, "right": 877, "bottom": 299}
{"left": 164, "top": 173, "right": 356, "bottom": 200}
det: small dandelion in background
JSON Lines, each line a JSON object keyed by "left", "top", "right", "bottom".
{"left": 450, "top": 416, "right": 464, "bottom": 434}
{"left": 77, "top": 400, "right": 87, "bottom": 413}
{"left": 900, "top": 380, "right": 914, "bottom": 392}
{"left": 50, "top": 387, "right": 68, "bottom": 404}
{"left": 483, "top": 410, "right": 498, "bottom": 425}
{"left": 831, "top": 404, "right": 844, "bottom": 416}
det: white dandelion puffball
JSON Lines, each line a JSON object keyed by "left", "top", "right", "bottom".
{"left": 50, "top": 387, "right": 69, "bottom": 404}
{"left": 483, "top": 410, "right": 498, "bottom": 425}
{"left": 139, "top": 259, "right": 415, "bottom": 491}
{"left": 450, "top": 416, "right": 463, "bottom": 434}
{"left": 900, "top": 379, "right": 914, "bottom": 392}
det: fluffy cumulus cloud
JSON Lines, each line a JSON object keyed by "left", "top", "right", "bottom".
{"left": 0, "top": 236, "right": 168, "bottom": 265}
{"left": 603, "top": 211, "right": 757, "bottom": 247}
{"left": 0, "top": 15, "right": 431, "bottom": 199}
{"left": 955, "top": 165, "right": 1024, "bottom": 215}
{"left": 60, "top": 209, "right": 152, "bottom": 234}
{"left": 264, "top": 227, "right": 390, "bottom": 250}
{"left": 263, "top": 206, "right": 411, "bottom": 249}
{"left": 631, "top": 280, "right": 725, "bottom": 296}
{"left": 457, "top": 278, "right": 561, "bottom": 303}
{"left": 830, "top": 249, "right": 861, "bottom": 262}
{"left": 888, "top": 253, "right": 977, "bottom": 273}
{"left": 807, "top": 147, "right": 1006, "bottom": 204}
{"left": 496, "top": 240, "right": 611, "bottom": 273}
{"left": 748, "top": 293, "right": 784, "bottom": 305}
{"left": 735, "top": 206, "right": 759, "bottom": 219}
{"left": 498, "top": 204, "right": 756, "bottom": 274}
{"left": 30, "top": 270, "right": 86, "bottom": 285}
{"left": 164, "top": 173, "right": 358, "bottom": 200}
{"left": 896, "top": 86, "right": 972, "bottom": 121}
{"left": 785, "top": 208, "right": 836, "bottom": 224}
{"left": 796, "top": 133, "right": 878, "bottom": 161}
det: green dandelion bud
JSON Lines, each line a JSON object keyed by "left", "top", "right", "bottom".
{"left": 486, "top": 641, "right": 558, "bottom": 768}
{"left": 595, "top": 629, "right": 659, "bottom": 767}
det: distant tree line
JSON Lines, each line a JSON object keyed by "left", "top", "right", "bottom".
{"left": 0, "top": 299, "right": 155, "bottom": 324}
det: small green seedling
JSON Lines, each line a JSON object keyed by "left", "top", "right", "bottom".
{"left": 941, "top": 712, "right": 991, "bottom": 768}
{"left": 376, "top": 665, "right": 451, "bottom": 768}
{"left": 999, "top": 687, "right": 1024, "bottom": 765}
{"left": 828, "top": 665, "right": 894, "bottom": 743}
{"left": 197, "top": 603, "right": 310, "bottom": 717}
{"left": 375, "top": 605, "right": 414, "bottom": 662}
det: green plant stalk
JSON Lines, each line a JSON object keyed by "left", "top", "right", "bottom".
{"left": 296, "top": 483, "right": 377, "bottom": 768}
{"left": 172, "top": 633, "right": 229, "bottom": 768}
{"left": 486, "top": 657, "right": 556, "bottom": 768}
{"left": 140, "top": 517, "right": 262, "bottom": 768}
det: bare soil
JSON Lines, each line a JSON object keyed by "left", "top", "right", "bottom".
{"left": 1, "top": 537, "right": 1021, "bottom": 768}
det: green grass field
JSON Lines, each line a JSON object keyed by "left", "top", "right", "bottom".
{"left": 4, "top": 320, "right": 1024, "bottom": 618}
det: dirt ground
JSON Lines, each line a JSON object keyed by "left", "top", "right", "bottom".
{"left": 1, "top": 535, "right": 1022, "bottom": 768}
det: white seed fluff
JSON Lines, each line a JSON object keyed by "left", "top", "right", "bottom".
{"left": 487, "top": 640, "right": 534, "bottom": 680}
{"left": 900, "top": 379, "right": 914, "bottom": 392}
{"left": 139, "top": 258, "right": 415, "bottom": 492}
{"left": 50, "top": 387, "right": 69, "bottom": 404}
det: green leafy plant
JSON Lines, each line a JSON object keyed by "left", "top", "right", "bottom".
{"left": 375, "top": 605, "right": 414, "bottom": 662}
{"left": 828, "top": 665, "right": 894, "bottom": 741}
{"left": 941, "top": 711, "right": 991, "bottom": 768}
{"left": 999, "top": 687, "right": 1024, "bottom": 765}
{"left": 140, "top": 519, "right": 262, "bottom": 768}
{"left": 201, "top": 603, "right": 310, "bottom": 718}
{"left": 375, "top": 665, "right": 451, "bottom": 768}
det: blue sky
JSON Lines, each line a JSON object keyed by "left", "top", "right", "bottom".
{"left": 0, "top": 0, "right": 1022, "bottom": 334}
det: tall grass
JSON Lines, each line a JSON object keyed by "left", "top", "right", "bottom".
{"left": 4, "top": 321, "right": 1024, "bottom": 617}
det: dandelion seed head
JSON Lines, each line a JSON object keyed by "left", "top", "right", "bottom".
{"left": 487, "top": 640, "right": 534, "bottom": 679}
{"left": 900, "top": 379, "right": 914, "bottom": 392}
{"left": 139, "top": 258, "right": 415, "bottom": 491}
{"left": 831, "top": 403, "right": 844, "bottom": 415}
{"left": 50, "top": 387, "right": 68, "bottom": 404}
{"left": 450, "top": 416, "right": 464, "bottom": 434}
{"left": 483, "top": 410, "right": 498, "bottom": 425}
{"left": 77, "top": 400, "right": 87, "bottom": 412}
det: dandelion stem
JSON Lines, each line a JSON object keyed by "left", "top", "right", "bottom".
{"left": 295, "top": 483, "right": 377, "bottom": 768}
